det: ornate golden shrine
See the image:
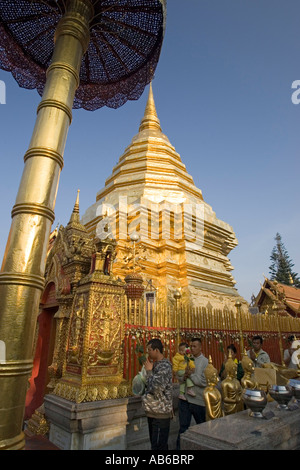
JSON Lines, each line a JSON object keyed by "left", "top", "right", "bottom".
{"left": 54, "top": 258, "right": 130, "bottom": 403}
{"left": 28, "top": 192, "right": 131, "bottom": 419}
{"left": 82, "top": 84, "right": 245, "bottom": 311}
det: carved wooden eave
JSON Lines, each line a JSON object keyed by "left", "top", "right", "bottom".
{"left": 254, "top": 278, "right": 300, "bottom": 317}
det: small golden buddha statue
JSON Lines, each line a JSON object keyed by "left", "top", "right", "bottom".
{"left": 221, "top": 350, "right": 243, "bottom": 415}
{"left": 241, "top": 349, "right": 259, "bottom": 390}
{"left": 204, "top": 356, "right": 224, "bottom": 421}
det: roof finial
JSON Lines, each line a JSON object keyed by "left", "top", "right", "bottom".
{"left": 74, "top": 189, "right": 80, "bottom": 213}
{"left": 68, "top": 189, "right": 80, "bottom": 224}
{"left": 139, "top": 82, "right": 162, "bottom": 132}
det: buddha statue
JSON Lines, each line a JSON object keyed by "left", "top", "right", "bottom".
{"left": 221, "top": 350, "right": 243, "bottom": 415}
{"left": 241, "top": 349, "right": 259, "bottom": 390}
{"left": 204, "top": 356, "right": 224, "bottom": 421}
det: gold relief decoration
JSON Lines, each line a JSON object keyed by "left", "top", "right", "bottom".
{"left": 52, "top": 268, "right": 130, "bottom": 402}
{"left": 88, "top": 294, "right": 121, "bottom": 367}
{"left": 66, "top": 294, "right": 87, "bottom": 368}
{"left": 48, "top": 304, "right": 72, "bottom": 390}
{"left": 53, "top": 381, "right": 131, "bottom": 404}
{"left": 54, "top": 254, "right": 71, "bottom": 295}
{"left": 45, "top": 215, "right": 95, "bottom": 294}
{"left": 45, "top": 243, "right": 71, "bottom": 296}
{"left": 26, "top": 408, "right": 50, "bottom": 436}
{"left": 98, "top": 385, "right": 109, "bottom": 400}
{"left": 93, "top": 238, "right": 118, "bottom": 276}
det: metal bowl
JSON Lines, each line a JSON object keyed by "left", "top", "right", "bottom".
{"left": 268, "top": 385, "right": 293, "bottom": 409}
{"left": 242, "top": 388, "right": 268, "bottom": 418}
{"left": 289, "top": 379, "right": 300, "bottom": 403}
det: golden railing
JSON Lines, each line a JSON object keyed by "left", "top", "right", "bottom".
{"left": 123, "top": 300, "right": 300, "bottom": 381}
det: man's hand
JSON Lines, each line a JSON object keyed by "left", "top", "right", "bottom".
{"left": 184, "top": 366, "right": 192, "bottom": 379}
{"left": 144, "top": 357, "right": 153, "bottom": 372}
{"left": 249, "top": 349, "right": 256, "bottom": 361}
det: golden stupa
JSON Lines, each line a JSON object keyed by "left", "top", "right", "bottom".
{"left": 82, "top": 84, "right": 243, "bottom": 309}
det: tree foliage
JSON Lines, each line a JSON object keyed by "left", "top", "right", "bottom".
{"left": 269, "top": 233, "right": 300, "bottom": 287}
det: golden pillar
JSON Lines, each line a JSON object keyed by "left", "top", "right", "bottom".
{"left": 235, "top": 300, "right": 244, "bottom": 353}
{"left": 0, "top": 0, "right": 93, "bottom": 450}
{"left": 174, "top": 289, "right": 182, "bottom": 345}
{"left": 272, "top": 302, "right": 284, "bottom": 366}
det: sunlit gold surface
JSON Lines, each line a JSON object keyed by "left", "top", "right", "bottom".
{"left": 26, "top": 405, "right": 50, "bottom": 437}
{"left": 204, "top": 356, "right": 224, "bottom": 420}
{"left": 52, "top": 239, "right": 131, "bottom": 403}
{"left": 43, "top": 193, "right": 95, "bottom": 396}
{"left": 235, "top": 300, "right": 244, "bottom": 351}
{"left": 221, "top": 351, "right": 243, "bottom": 415}
{"left": 241, "top": 350, "right": 259, "bottom": 390}
{"left": 0, "top": 0, "right": 93, "bottom": 449}
{"left": 36, "top": 214, "right": 300, "bottom": 415}
{"left": 272, "top": 301, "right": 285, "bottom": 366}
{"left": 82, "top": 84, "right": 246, "bottom": 311}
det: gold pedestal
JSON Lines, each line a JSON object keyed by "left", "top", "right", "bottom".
{"left": 53, "top": 259, "right": 131, "bottom": 403}
{"left": 26, "top": 405, "right": 50, "bottom": 437}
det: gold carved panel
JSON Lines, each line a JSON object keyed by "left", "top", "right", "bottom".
{"left": 88, "top": 292, "right": 123, "bottom": 374}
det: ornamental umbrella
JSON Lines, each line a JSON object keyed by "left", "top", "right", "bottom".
{"left": 0, "top": 0, "right": 165, "bottom": 110}
{"left": 0, "top": 0, "right": 166, "bottom": 450}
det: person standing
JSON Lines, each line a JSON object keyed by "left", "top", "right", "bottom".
{"left": 247, "top": 335, "right": 270, "bottom": 367}
{"left": 176, "top": 337, "right": 208, "bottom": 450}
{"left": 172, "top": 342, "right": 196, "bottom": 400}
{"left": 283, "top": 335, "right": 296, "bottom": 368}
{"left": 219, "top": 344, "right": 244, "bottom": 381}
{"left": 142, "top": 338, "right": 173, "bottom": 450}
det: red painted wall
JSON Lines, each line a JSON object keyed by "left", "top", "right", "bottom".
{"left": 25, "top": 287, "right": 57, "bottom": 420}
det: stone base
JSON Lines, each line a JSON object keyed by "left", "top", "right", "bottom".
{"left": 44, "top": 386, "right": 180, "bottom": 450}
{"left": 180, "top": 401, "right": 300, "bottom": 450}
{"left": 44, "top": 394, "right": 129, "bottom": 450}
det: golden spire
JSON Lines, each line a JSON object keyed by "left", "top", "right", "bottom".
{"left": 68, "top": 189, "right": 80, "bottom": 224}
{"left": 139, "top": 82, "right": 162, "bottom": 132}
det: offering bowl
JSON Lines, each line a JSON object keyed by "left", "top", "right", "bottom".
{"left": 268, "top": 385, "right": 293, "bottom": 409}
{"left": 242, "top": 389, "right": 267, "bottom": 418}
{"left": 289, "top": 379, "right": 300, "bottom": 403}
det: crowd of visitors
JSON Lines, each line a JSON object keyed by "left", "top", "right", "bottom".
{"left": 140, "top": 332, "right": 299, "bottom": 450}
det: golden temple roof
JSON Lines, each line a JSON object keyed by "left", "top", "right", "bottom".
{"left": 81, "top": 83, "right": 240, "bottom": 306}
{"left": 95, "top": 83, "right": 203, "bottom": 203}
{"left": 138, "top": 82, "right": 162, "bottom": 133}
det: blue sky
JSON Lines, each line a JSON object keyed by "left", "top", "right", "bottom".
{"left": 0, "top": 0, "right": 299, "bottom": 303}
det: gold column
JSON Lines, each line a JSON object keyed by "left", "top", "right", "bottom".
{"left": 235, "top": 300, "right": 244, "bottom": 352}
{"left": 0, "top": 0, "right": 94, "bottom": 450}
{"left": 174, "top": 290, "right": 181, "bottom": 345}
{"left": 272, "top": 302, "right": 284, "bottom": 366}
